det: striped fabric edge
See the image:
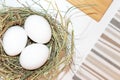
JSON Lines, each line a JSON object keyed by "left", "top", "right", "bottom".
{"left": 73, "top": 9, "right": 120, "bottom": 80}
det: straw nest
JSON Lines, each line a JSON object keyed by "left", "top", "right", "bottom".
{"left": 0, "top": 5, "right": 74, "bottom": 80}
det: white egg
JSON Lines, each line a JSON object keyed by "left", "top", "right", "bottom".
{"left": 2, "top": 26, "right": 28, "bottom": 56}
{"left": 19, "top": 43, "right": 49, "bottom": 70}
{"left": 24, "top": 15, "right": 52, "bottom": 44}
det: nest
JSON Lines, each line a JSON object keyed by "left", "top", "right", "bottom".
{"left": 0, "top": 5, "right": 74, "bottom": 80}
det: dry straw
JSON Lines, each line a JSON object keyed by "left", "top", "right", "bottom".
{"left": 0, "top": 1, "right": 74, "bottom": 80}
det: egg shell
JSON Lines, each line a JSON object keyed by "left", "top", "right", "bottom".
{"left": 19, "top": 43, "right": 50, "bottom": 70}
{"left": 24, "top": 15, "right": 52, "bottom": 44}
{"left": 2, "top": 26, "right": 28, "bottom": 56}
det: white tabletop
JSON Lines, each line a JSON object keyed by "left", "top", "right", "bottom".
{"left": 1, "top": 0, "right": 120, "bottom": 80}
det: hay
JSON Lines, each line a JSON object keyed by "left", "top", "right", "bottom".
{"left": 0, "top": 5, "right": 74, "bottom": 80}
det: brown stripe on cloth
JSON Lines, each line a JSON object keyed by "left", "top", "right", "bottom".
{"left": 108, "top": 24, "right": 120, "bottom": 33}
{"left": 101, "top": 34, "right": 120, "bottom": 48}
{"left": 115, "top": 13, "right": 120, "bottom": 20}
{"left": 110, "top": 18, "right": 120, "bottom": 29}
{"left": 91, "top": 49, "right": 120, "bottom": 70}
{"left": 82, "top": 63, "right": 107, "bottom": 80}
{"left": 73, "top": 75, "right": 81, "bottom": 80}
{"left": 73, "top": 9, "right": 120, "bottom": 80}
{"left": 99, "top": 39, "right": 120, "bottom": 54}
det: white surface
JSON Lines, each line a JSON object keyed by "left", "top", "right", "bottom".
{"left": 59, "top": 0, "right": 120, "bottom": 80}
{"left": 1, "top": 0, "right": 120, "bottom": 79}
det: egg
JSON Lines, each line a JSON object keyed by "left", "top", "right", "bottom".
{"left": 24, "top": 15, "right": 52, "bottom": 44}
{"left": 2, "top": 26, "right": 28, "bottom": 56}
{"left": 19, "top": 43, "right": 50, "bottom": 70}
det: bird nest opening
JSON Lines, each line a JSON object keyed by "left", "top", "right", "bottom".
{"left": 0, "top": 7, "right": 74, "bottom": 80}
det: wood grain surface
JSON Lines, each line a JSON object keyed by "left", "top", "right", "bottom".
{"left": 67, "top": 0, "right": 113, "bottom": 21}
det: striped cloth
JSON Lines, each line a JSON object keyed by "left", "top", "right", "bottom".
{"left": 73, "top": 9, "right": 120, "bottom": 80}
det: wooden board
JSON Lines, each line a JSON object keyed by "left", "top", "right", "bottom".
{"left": 67, "top": 0, "right": 113, "bottom": 21}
